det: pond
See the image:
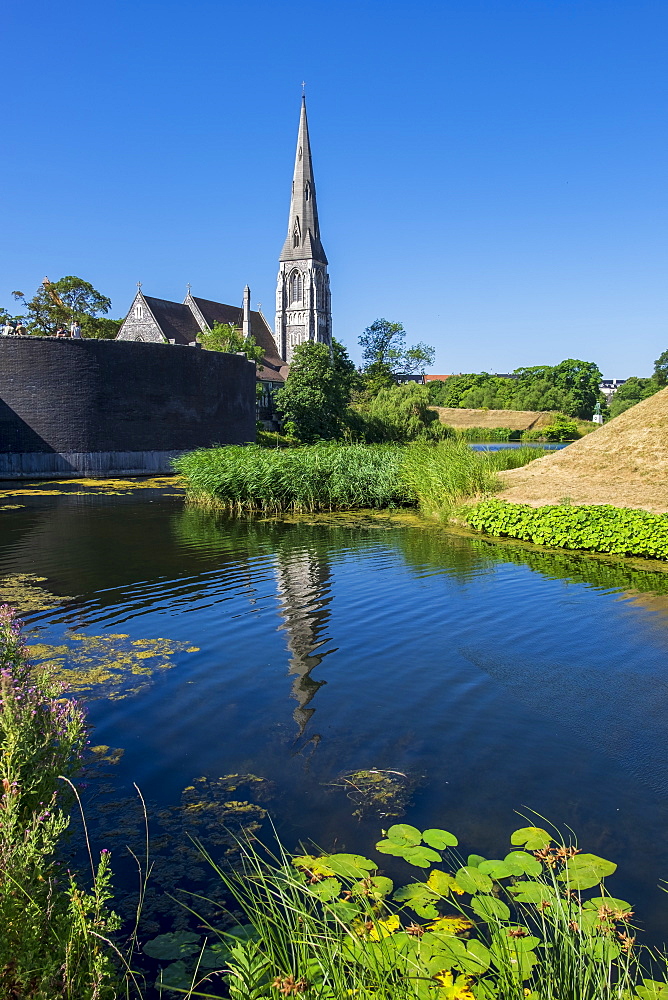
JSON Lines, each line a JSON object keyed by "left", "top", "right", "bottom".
{"left": 1, "top": 478, "right": 668, "bottom": 943}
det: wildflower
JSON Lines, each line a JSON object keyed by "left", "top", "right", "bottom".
{"left": 533, "top": 847, "right": 558, "bottom": 867}
{"left": 272, "top": 975, "right": 309, "bottom": 995}
{"left": 597, "top": 905, "right": 615, "bottom": 921}
{"left": 612, "top": 908, "right": 634, "bottom": 923}
{"left": 539, "top": 900, "right": 552, "bottom": 911}
{"left": 568, "top": 920, "right": 579, "bottom": 932}
{"left": 555, "top": 845, "right": 581, "bottom": 860}
{"left": 508, "top": 927, "right": 528, "bottom": 938}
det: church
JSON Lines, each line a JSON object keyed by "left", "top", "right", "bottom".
{"left": 116, "top": 96, "right": 332, "bottom": 424}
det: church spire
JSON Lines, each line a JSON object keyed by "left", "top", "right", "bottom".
{"left": 275, "top": 96, "right": 332, "bottom": 363}
{"left": 280, "top": 96, "right": 327, "bottom": 265}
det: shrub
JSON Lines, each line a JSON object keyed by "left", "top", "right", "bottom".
{"left": 0, "top": 605, "right": 120, "bottom": 998}
{"left": 349, "top": 383, "right": 453, "bottom": 444}
{"left": 463, "top": 500, "right": 668, "bottom": 560}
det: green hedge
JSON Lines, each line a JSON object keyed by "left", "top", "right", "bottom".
{"left": 463, "top": 499, "right": 668, "bottom": 560}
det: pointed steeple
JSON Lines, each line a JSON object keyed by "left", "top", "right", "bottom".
{"left": 280, "top": 97, "right": 327, "bottom": 265}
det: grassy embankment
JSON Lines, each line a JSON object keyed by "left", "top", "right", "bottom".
{"left": 173, "top": 442, "right": 542, "bottom": 515}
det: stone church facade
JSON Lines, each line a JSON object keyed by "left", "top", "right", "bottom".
{"left": 115, "top": 96, "right": 332, "bottom": 419}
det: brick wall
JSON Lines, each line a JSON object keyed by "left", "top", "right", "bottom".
{"left": 0, "top": 338, "right": 256, "bottom": 455}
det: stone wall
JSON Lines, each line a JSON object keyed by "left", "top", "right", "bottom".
{"left": 0, "top": 338, "right": 256, "bottom": 478}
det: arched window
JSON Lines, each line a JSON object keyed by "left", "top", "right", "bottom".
{"left": 135, "top": 303, "right": 143, "bottom": 320}
{"left": 305, "top": 181, "right": 311, "bottom": 201}
{"left": 292, "top": 218, "right": 300, "bottom": 248}
{"left": 290, "top": 271, "right": 302, "bottom": 303}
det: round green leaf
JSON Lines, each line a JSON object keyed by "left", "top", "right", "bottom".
{"left": 144, "top": 931, "right": 201, "bottom": 960}
{"left": 401, "top": 845, "right": 442, "bottom": 868}
{"left": 583, "top": 896, "right": 632, "bottom": 912}
{"left": 503, "top": 851, "right": 543, "bottom": 877}
{"left": 324, "top": 853, "right": 376, "bottom": 878}
{"left": 351, "top": 875, "right": 393, "bottom": 899}
{"left": 508, "top": 881, "right": 555, "bottom": 904}
{"left": 156, "top": 961, "right": 193, "bottom": 992}
{"left": 558, "top": 853, "right": 617, "bottom": 890}
{"left": 376, "top": 839, "right": 408, "bottom": 856}
{"left": 510, "top": 827, "right": 552, "bottom": 850}
{"left": 199, "top": 941, "right": 231, "bottom": 970}
{"left": 454, "top": 866, "right": 493, "bottom": 894}
{"left": 386, "top": 824, "right": 422, "bottom": 846}
{"left": 427, "top": 869, "right": 463, "bottom": 896}
{"left": 422, "top": 828, "right": 458, "bottom": 849}
{"left": 309, "top": 877, "right": 342, "bottom": 900}
{"left": 467, "top": 854, "right": 487, "bottom": 868}
{"left": 471, "top": 894, "right": 511, "bottom": 922}
{"left": 478, "top": 859, "right": 513, "bottom": 879}
{"left": 460, "top": 939, "right": 491, "bottom": 973}
{"left": 586, "top": 937, "right": 621, "bottom": 962}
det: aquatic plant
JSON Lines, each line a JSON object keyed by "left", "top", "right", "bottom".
{"left": 174, "top": 444, "right": 411, "bottom": 513}
{"left": 0, "top": 604, "right": 120, "bottom": 998}
{"left": 464, "top": 500, "right": 668, "bottom": 560}
{"left": 185, "top": 819, "right": 668, "bottom": 1000}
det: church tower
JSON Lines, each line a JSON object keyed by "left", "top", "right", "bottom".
{"left": 275, "top": 96, "right": 332, "bottom": 363}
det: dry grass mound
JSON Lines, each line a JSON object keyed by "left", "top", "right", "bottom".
{"left": 499, "top": 387, "right": 668, "bottom": 511}
{"left": 430, "top": 407, "right": 591, "bottom": 432}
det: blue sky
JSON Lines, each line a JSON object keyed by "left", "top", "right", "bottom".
{"left": 2, "top": 0, "right": 667, "bottom": 377}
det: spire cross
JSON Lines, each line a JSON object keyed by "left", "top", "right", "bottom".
{"left": 186, "top": 282, "right": 191, "bottom": 294}
{"left": 137, "top": 281, "right": 142, "bottom": 290}
{"left": 301, "top": 81, "right": 306, "bottom": 95}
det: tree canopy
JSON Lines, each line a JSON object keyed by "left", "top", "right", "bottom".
{"left": 358, "top": 319, "right": 435, "bottom": 392}
{"left": 427, "top": 358, "right": 605, "bottom": 420}
{"left": 197, "top": 322, "right": 264, "bottom": 362}
{"left": 12, "top": 276, "right": 119, "bottom": 338}
{"left": 274, "top": 339, "right": 358, "bottom": 442}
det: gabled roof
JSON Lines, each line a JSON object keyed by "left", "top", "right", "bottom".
{"left": 143, "top": 296, "right": 201, "bottom": 345}
{"left": 192, "top": 296, "right": 284, "bottom": 368}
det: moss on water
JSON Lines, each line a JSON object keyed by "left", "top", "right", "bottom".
{"left": 26, "top": 633, "right": 200, "bottom": 699}
{"left": 0, "top": 573, "right": 74, "bottom": 612}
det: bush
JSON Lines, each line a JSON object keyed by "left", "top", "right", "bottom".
{"left": 463, "top": 500, "right": 668, "bottom": 559}
{"left": 349, "top": 383, "right": 453, "bottom": 444}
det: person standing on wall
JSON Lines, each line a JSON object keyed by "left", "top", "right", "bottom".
{"left": 1, "top": 320, "right": 14, "bottom": 336}
{"left": 70, "top": 320, "right": 81, "bottom": 339}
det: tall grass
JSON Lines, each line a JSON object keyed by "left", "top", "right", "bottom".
{"left": 400, "top": 442, "right": 544, "bottom": 518}
{"left": 174, "top": 444, "right": 411, "bottom": 513}
{"left": 0, "top": 605, "right": 121, "bottom": 999}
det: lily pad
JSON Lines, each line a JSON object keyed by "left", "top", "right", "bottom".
{"left": 309, "top": 877, "right": 342, "bottom": 900}
{"left": 471, "top": 894, "right": 511, "bottom": 922}
{"left": 427, "top": 869, "right": 464, "bottom": 896}
{"left": 199, "top": 941, "right": 232, "bottom": 969}
{"left": 351, "top": 875, "right": 393, "bottom": 899}
{"left": 467, "top": 854, "right": 487, "bottom": 868}
{"left": 508, "top": 880, "right": 555, "bottom": 904}
{"left": 401, "top": 845, "right": 442, "bottom": 868}
{"left": 144, "top": 931, "right": 201, "bottom": 960}
{"left": 454, "top": 866, "right": 493, "bottom": 894}
{"left": 393, "top": 882, "right": 440, "bottom": 918}
{"left": 156, "top": 961, "right": 193, "bottom": 992}
{"left": 478, "top": 859, "right": 513, "bottom": 880}
{"left": 422, "top": 828, "right": 458, "bottom": 849}
{"left": 503, "top": 851, "right": 543, "bottom": 877}
{"left": 558, "top": 853, "right": 617, "bottom": 890}
{"left": 510, "top": 826, "right": 552, "bottom": 850}
{"left": 386, "top": 823, "right": 422, "bottom": 846}
{"left": 583, "top": 896, "right": 632, "bottom": 912}
{"left": 324, "top": 853, "right": 376, "bottom": 878}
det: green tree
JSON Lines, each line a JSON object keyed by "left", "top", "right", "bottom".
{"left": 274, "top": 339, "right": 356, "bottom": 442}
{"left": 359, "top": 319, "right": 435, "bottom": 391}
{"left": 608, "top": 376, "right": 659, "bottom": 418}
{"left": 349, "top": 383, "right": 451, "bottom": 443}
{"left": 197, "top": 322, "right": 264, "bottom": 362}
{"left": 16, "top": 276, "right": 113, "bottom": 337}
{"left": 654, "top": 349, "right": 668, "bottom": 387}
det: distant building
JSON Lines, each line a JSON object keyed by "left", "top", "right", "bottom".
{"left": 600, "top": 378, "right": 627, "bottom": 402}
{"left": 394, "top": 373, "right": 425, "bottom": 385}
{"left": 424, "top": 374, "right": 452, "bottom": 383}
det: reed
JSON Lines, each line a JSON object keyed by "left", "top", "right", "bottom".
{"left": 174, "top": 444, "right": 410, "bottom": 513}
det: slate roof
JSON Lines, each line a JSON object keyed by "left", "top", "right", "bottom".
{"left": 191, "top": 297, "right": 286, "bottom": 378}
{"left": 143, "top": 297, "right": 201, "bottom": 345}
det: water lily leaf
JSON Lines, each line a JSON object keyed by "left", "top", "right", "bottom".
{"left": 367, "top": 914, "right": 401, "bottom": 940}
{"left": 324, "top": 853, "right": 376, "bottom": 877}
{"left": 636, "top": 980, "right": 668, "bottom": 999}
{"left": 503, "top": 930, "right": 540, "bottom": 952}
{"left": 454, "top": 866, "right": 493, "bottom": 894}
{"left": 491, "top": 943, "right": 537, "bottom": 981}
{"left": 583, "top": 896, "right": 632, "bottom": 912}
{"left": 503, "top": 851, "right": 543, "bottom": 877}
{"left": 309, "top": 877, "right": 342, "bottom": 900}
{"left": 224, "top": 925, "right": 260, "bottom": 943}
{"left": 427, "top": 869, "right": 465, "bottom": 896}
{"left": 425, "top": 934, "right": 469, "bottom": 969}
{"left": 144, "top": 931, "right": 201, "bottom": 960}
{"left": 401, "top": 845, "right": 442, "bottom": 868}
{"left": 586, "top": 936, "right": 621, "bottom": 962}
{"left": 386, "top": 823, "right": 422, "bottom": 846}
{"left": 461, "top": 938, "right": 491, "bottom": 973}
{"left": 156, "top": 961, "right": 193, "bottom": 992}
{"left": 466, "top": 854, "right": 486, "bottom": 868}
{"left": 478, "top": 859, "right": 513, "bottom": 879}
{"left": 199, "top": 941, "right": 231, "bottom": 969}
{"left": 510, "top": 827, "right": 552, "bottom": 850}
{"left": 558, "top": 853, "right": 617, "bottom": 890}
{"left": 508, "top": 880, "right": 555, "bottom": 904}
{"left": 393, "top": 882, "right": 440, "bottom": 918}
{"left": 292, "top": 854, "right": 336, "bottom": 877}
{"left": 427, "top": 916, "right": 474, "bottom": 937}
{"left": 376, "top": 839, "right": 409, "bottom": 856}
{"left": 422, "top": 828, "right": 458, "bottom": 849}
{"left": 471, "top": 894, "right": 511, "bottom": 922}
{"left": 351, "top": 876, "right": 393, "bottom": 899}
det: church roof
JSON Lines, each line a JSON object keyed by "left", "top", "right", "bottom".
{"left": 191, "top": 297, "right": 285, "bottom": 371}
{"left": 279, "top": 97, "right": 328, "bottom": 265}
{"left": 143, "top": 296, "right": 201, "bottom": 345}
